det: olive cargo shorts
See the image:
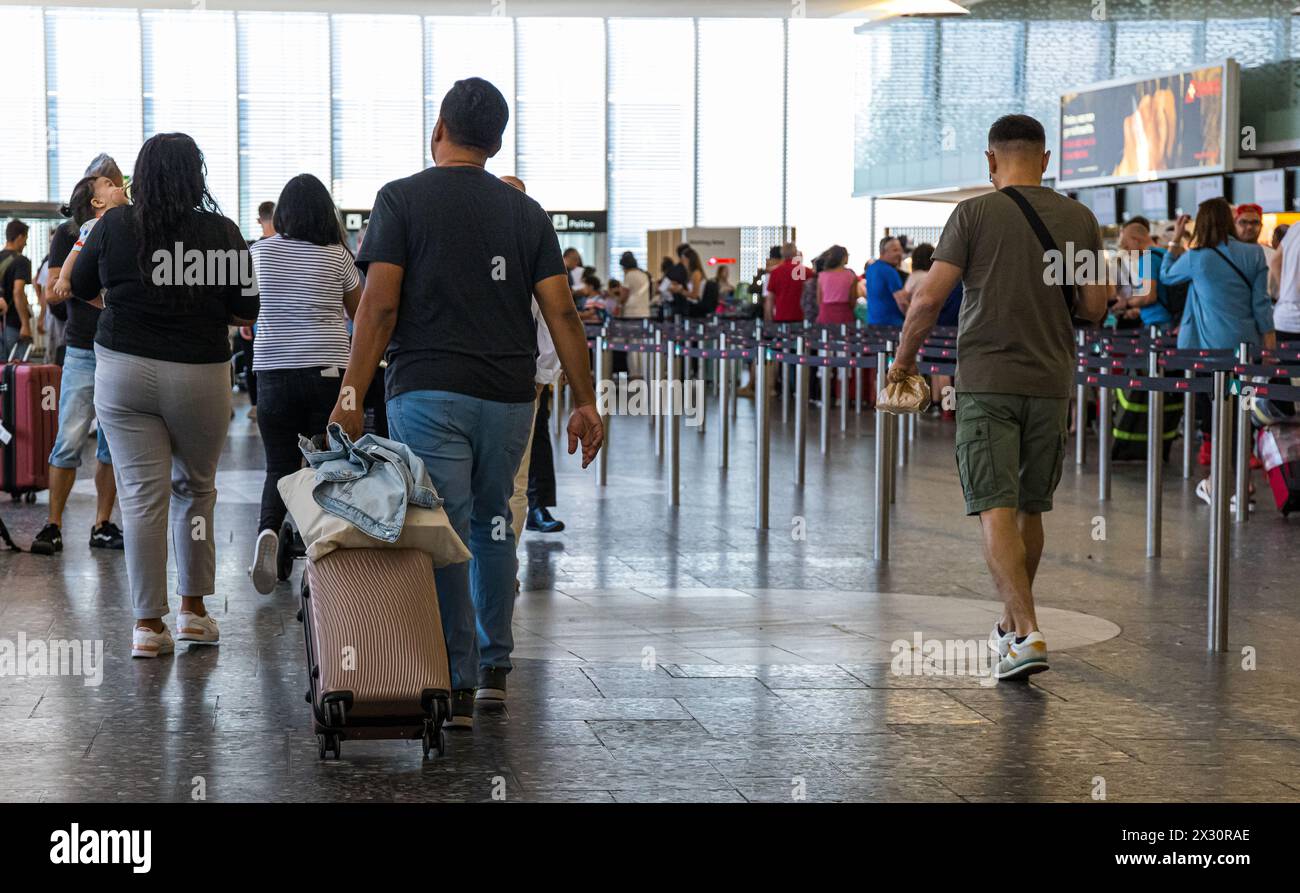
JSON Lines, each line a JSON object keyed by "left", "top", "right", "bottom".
{"left": 955, "top": 392, "right": 1069, "bottom": 516}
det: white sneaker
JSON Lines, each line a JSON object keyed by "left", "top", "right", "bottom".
{"left": 175, "top": 610, "right": 220, "bottom": 645}
{"left": 1195, "top": 479, "right": 1255, "bottom": 512}
{"left": 994, "top": 630, "right": 1049, "bottom": 681}
{"left": 249, "top": 527, "right": 279, "bottom": 594}
{"left": 988, "top": 622, "right": 1016, "bottom": 659}
{"left": 132, "top": 625, "right": 175, "bottom": 659}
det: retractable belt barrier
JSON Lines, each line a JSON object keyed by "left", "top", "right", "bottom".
{"left": 571, "top": 319, "right": 1283, "bottom": 652}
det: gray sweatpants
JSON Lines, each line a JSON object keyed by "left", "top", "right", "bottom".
{"left": 94, "top": 345, "right": 232, "bottom": 620}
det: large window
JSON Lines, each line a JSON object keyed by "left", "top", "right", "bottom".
{"left": 45, "top": 7, "right": 142, "bottom": 204}
{"left": 143, "top": 10, "right": 239, "bottom": 218}
{"left": 695, "top": 18, "right": 784, "bottom": 226}
{"left": 607, "top": 17, "right": 695, "bottom": 275}
{"left": 237, "top": 11, "right": 331, "bottom": 233}
{"left": 331, "top": 15, "right": 424, "bottom": 209}
{"left": 425, "top": 16, "right": 516, "bottom": 176}
{"left": 1, "top": 7, "right": 47, "bottom": 204}
{"left": 786, "top": 18, "right": 867, "bottom": 270}
{"left": 515, "top": 18, "right": 605, "bottom": 212}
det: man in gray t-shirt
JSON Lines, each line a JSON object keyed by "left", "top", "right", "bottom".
{"left": 892, "top": 114, "right": 1109, "bottom": 683}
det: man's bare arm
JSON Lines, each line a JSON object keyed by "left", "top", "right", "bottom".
{"left": 329, "top": 262, "right": 403, "bottom": 439}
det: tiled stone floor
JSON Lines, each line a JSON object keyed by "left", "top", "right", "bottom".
{"left": 2, "top": 385, "right": 1298, "bottom": 803}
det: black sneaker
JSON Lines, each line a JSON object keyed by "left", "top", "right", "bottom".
{"left": 89, "top": 521, "right": 125, "bottom": 550}
{"left": 446, "top": 689, "right": 475, "bottom": 730}
{"left": 476, "top": 666, "right": 509, "bottom": 705}
{"left": 30, "top": 523, "right": 63, "bottom": 556}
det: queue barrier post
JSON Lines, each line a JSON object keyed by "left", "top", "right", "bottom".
{"left": 1075, "top": 329, "right": 1088, "bottom": 466}
{"left": 838, "top": 324, "right": 849, "bottom": 434}
{"left": 819, "top": 346, "right": 830, "bottom": 456}
{"left": 1145, "top": 341, "right": 1163, "bottom": 558}
{"left": 1234, "top": 342, "right": 1251, "bottom": 525}
{"left": 755, "top": 344, "right": 771, "bottom": 530}
{"left": 718, "top": 333, "right": 730, "bottom": 470}
{"left": 653, "top": 329, "right": 664, "bottom": 458}
{"left": 1183, "top": 369, "right": 1196, "bottom": 480}
{"left": 794, "top": 337, "right": 808, "bottom": 487}
{"left": 1208, "top": 369, "right": 1231, "bottom": 652}
{"left": 1097, "top": 383, "right": 1112, "bottom": 501}
{"left": 666, "top": 336, "right": 680, "bottom": 507}
{"left": 595, "top": 332, "right": 608, "bottom": 488}
{"left": 873, "top": 342, "right": 893, "bottom": 562}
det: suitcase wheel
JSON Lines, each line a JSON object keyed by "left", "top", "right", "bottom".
{"left": 318, "top": 732, "right": 341, "bottom": 761}
{"left": 421, "top": 721, "right": 446, "bottom": 760}
{"left": 24, "top": 493, "right": 35, "bottom": 504}
{"left": 276, "top": 520, "right": 296, "bottom": 582}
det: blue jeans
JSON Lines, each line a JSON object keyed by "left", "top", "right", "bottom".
{"left": 388, "top": 389, "right": 534, "bottom": 690}
{"left": 1, "top": 325, "right": 20, "bottom": 360}
{"left": 49, "top": 346, "right": 112, "bottom": 468}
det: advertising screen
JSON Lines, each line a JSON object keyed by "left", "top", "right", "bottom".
{"left": 1059, "top": 61, "right": 1237, "bottom": 187}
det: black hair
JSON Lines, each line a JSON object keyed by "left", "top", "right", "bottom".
{"left": 1122, "top": 215, "right": 1151, "bottom": 231}
{"left": 676, "top": 242, "right": 692, "bottom": 259}
{"left": 768, "top": 245, "right": 782, "bottom": 260}
{"left": 660, "top": 256, "right": 675, "bottom": 274}
{"left": 439, "top": 77, "right": 509, "bottom": 154}
{"left": 129, "top": 132, "right": 221, "bottom": 288}
{"left": 681, "top": 246, "right": 704, "bottom": 275}
{"left": 63, "top": 177, "right": 98, "bottom": 227}
{"left": 619, "top": 250, "right": 639, "bottom": 271}
{"left": 258, "top": 200, "right": 275, "bottom": 221}
{"left": 910, "top": 243, "right": 935, "bottom": 272}
{"left": 582, "top": 273, "right": 602, "bottom": 290}
{"left": 273, "top": 174, "right": 346, "bottom": 247}
{"left": 988, "top": 114, "right": 1046, "bottom": 150}
{"left": 5, "top": 219, "right": 28, "bottom": 243}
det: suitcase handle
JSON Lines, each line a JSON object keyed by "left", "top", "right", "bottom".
{"left": 6, "top": 339, "right": 33, "bottom": 364}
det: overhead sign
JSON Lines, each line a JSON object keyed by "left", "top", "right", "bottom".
{"left": 549, "top": 211, "right": 607, "bottom": 233}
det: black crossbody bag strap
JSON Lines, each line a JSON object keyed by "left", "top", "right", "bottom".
{"left": 1000, "top": 186, "right": 1077, "bottom": 320}
{"left": 1210, "top": 245, "right": 1255, "bottom": 293}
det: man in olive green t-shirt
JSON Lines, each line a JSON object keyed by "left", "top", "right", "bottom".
{"left": 892, "top": 114, "right": 1110, "bottom": 682}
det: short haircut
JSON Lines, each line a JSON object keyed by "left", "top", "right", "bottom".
{"left": 878, "top": 236, "right": 900, "bottom": 255}
{"left": 439, "top": 77, "right": 509, "bottom": 153}
{"left": 5, "top": 219, "right": 28, "bottom": 242}
{"left": 768, "top": 245, "right": 782, "bottom": 260}
{"left": 1122, "top": 216, "right": 1151, "bottom": 232}
{"left": 563, "top": 247, "right": 580, "bottom": 258}
{"left": 258, "top": 201, "right": 275, "bottom": 221}
{"left": 988, "top": 114, "right": 1046, "bottom": 151}
{"left": 909, "top": 243, "right": 934, "bottom": 272}
{"left": 781, "top": 242, "right": 798, "bottom": 261}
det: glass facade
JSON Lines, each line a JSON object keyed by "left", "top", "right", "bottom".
{"left": 8, "top": 6, "right": 857, "bottom": 268}
{"left": 853, "top": 0, "right": 1300, "bottom": 196}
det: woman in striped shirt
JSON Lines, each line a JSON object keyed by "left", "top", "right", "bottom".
{"left": 247, "top": 174, "right": 362, "bottom": 593}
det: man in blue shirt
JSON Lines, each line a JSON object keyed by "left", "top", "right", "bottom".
{"left": 865, "top": 236, "right": 907, "bottom": 326}
{"left": 1113, "top": 216, "right": 1173, "bottom": 329}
